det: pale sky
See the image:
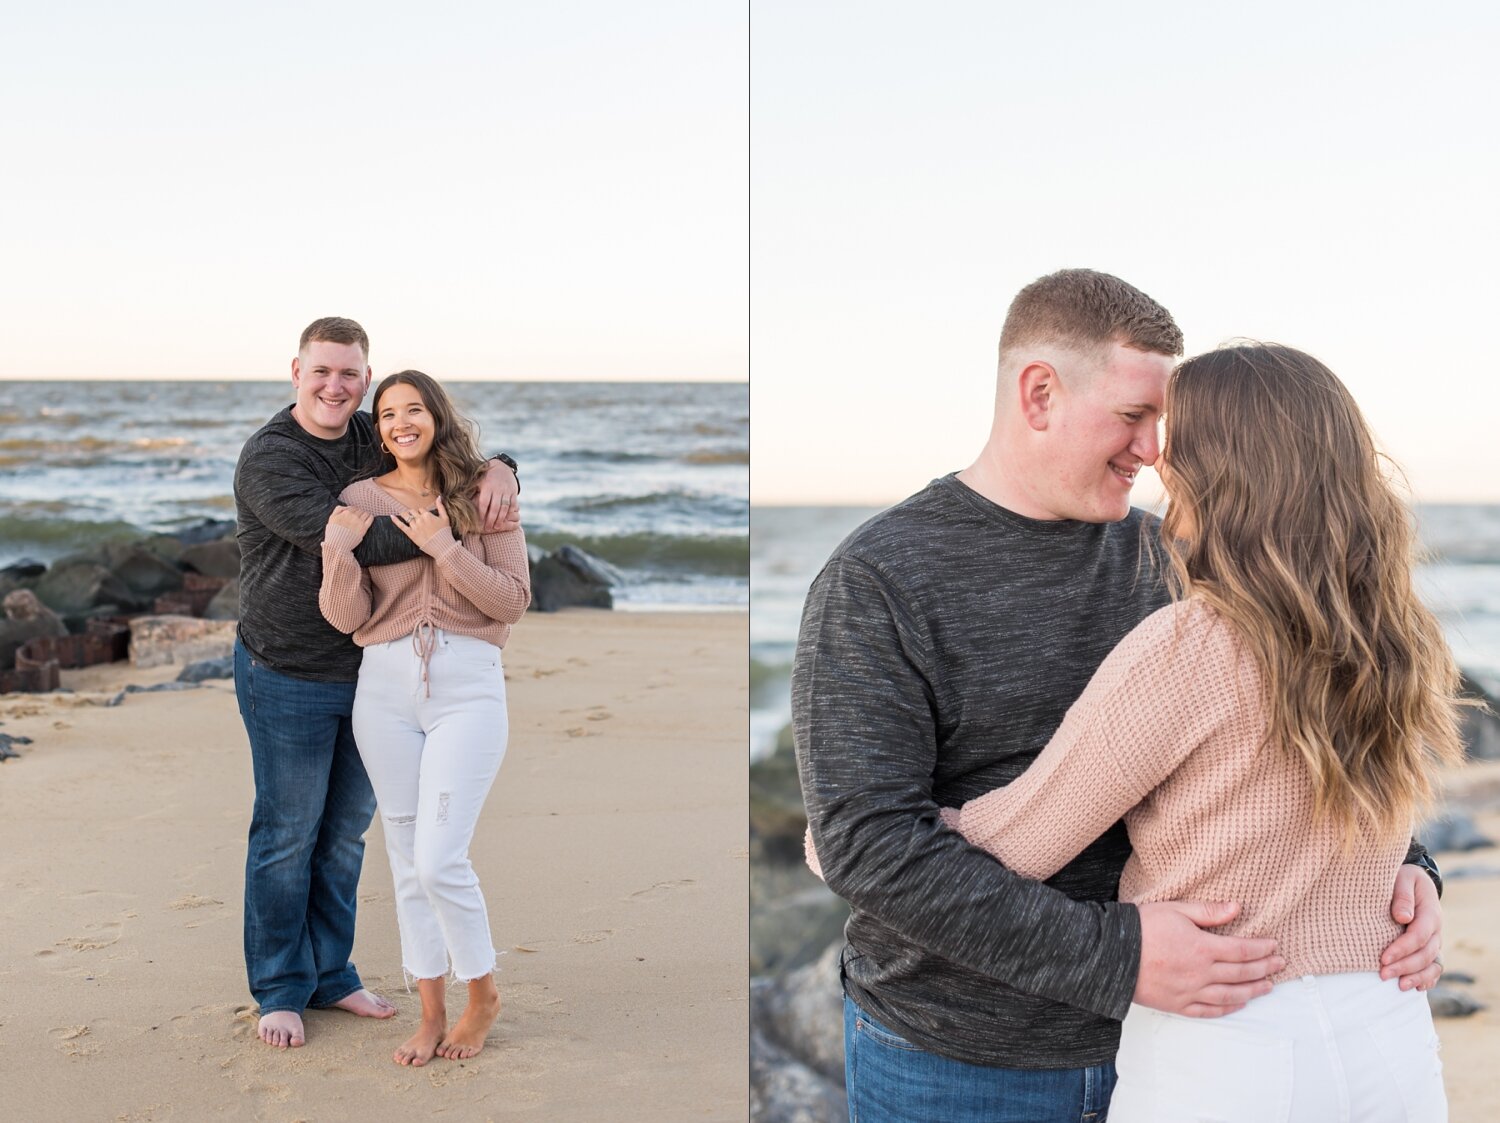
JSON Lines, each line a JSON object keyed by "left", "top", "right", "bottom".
{"left": 0, "top": 2, "right": 747, "bottom": 382}
{"left": 751, "top": 1, "right": 1500, "bottom": 504}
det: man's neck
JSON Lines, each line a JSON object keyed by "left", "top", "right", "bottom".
{"left": 957, "top": 441, "right": 1063, "bottom": 521}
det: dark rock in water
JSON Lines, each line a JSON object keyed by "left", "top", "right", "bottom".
{"left": 177, "top": 656, "right": 234, "bottom": 683}
{"left": 1458, "top": 671, "right": 1500, "bottom": 761}
{"left": 751, "top": 865, "right": 850, "bottom": 975}
{"left": 125, "top": 681, "right": 202, "bottom": 694}
{"left": 751, "top": 942, "right": 847, "bottom": 1123}
{"left": 1441, "top": 971, "right": 1476, "bottom": 985}
{"left": 36, "top": 561, "right": 147, "bottom": 615}
{"left": 0, "top": 559, "right": 46, "bottom": 581}
{"left": 179, "top": 538, "right": 241, "bottom": 579}
{"left": 750, "top": 745, "right": 849, "bottom": 972}
{"left": 529, "top": 546, "right": 616, "bottom": 612}
{"left": 137, "top": 534, "right": 186, "bottom": 564}
{"left": 0, "top": 732, "right": 34, "bottom": 761}
{"left": 1446, "top": 863, "right": 1500, "bottom": 880}
{"left": 754, "top": 941, "right": 846, "bottom": 1081}
{"left": 750, "top": 1022, "right": 847, "bottom": 1123}
{"left": 170, "top": 518, "right": 237, "bottom": 547}
{"left": 108, "top": 548, "right": 186, "bottom": 599}
{"left": 204, "top": 578, "right": 240, "bottom": 621}
{"left": 0, "top": 590, "right": 69, "bottom": 670}
{"left": 1426, "top": 986, "right": 1486, "bottom": 1018}
{"left": 751, "top": 747, "right": 810, "bottom": 845}
{"left": 1417, "top": 811, "right": 1496, "bottom": 853}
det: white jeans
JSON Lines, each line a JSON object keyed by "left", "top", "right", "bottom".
{"left": 352, "top": 630, "right": 508, "bottom": 982}
{"left": 1110, "top": 973, "right": 1446, "bottom": 1122}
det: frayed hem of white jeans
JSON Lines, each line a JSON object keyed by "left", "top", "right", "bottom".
{"left": 401, "top": 952, "right": 502, "bottom": 991}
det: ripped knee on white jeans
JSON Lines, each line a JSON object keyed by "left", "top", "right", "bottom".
{"left": 384, "top": 812, "right": 417, "bottom": 827}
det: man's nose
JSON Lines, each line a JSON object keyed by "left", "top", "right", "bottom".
{"left": 1134, "top": 426, "right": 1160, "bottom": 466}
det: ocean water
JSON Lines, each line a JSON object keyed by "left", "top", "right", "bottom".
{"left": 0, "top": 380, "right": 748, "bottom": 609}
{"left": 751, "top": 501, "right": 1500, "bottom": 760}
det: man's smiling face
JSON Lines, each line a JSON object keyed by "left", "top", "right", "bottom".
{"left": 1040, "top": 340, "right": 1172, "bottom": 523}
{"left": 290, "top": 340, "right": 371, "bottom": 440}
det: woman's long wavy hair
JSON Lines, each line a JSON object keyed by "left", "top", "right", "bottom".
{"left": 366, "top": 370, "right": 488, "bottom": 536}
{"left": 1159, "top": 342, "right": 1466, "bottom": 842}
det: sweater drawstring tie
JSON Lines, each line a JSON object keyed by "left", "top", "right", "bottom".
{"left": 412, "top": 619, "right": 436, "bottom": 698}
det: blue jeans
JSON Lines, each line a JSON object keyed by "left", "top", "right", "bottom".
{"left": 237, "top": 639, "right": 376, "bottom": 1014}
{"left": 844, "top": 995, "right": 1116, "bottom": 1123}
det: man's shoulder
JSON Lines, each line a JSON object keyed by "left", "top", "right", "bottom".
{"left": 830, "top": 478, "right": 967, "bottom": 561}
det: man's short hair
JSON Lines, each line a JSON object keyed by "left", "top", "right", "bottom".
{"left": 999, "top": 269, "right": 1182, "bottom": 362}
{"left": 299, "top": 316, "right": 369, "bottom": 359}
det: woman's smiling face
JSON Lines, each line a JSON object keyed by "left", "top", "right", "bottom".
{"left": 376, "top": 381, "right": 436, "bottom": 466}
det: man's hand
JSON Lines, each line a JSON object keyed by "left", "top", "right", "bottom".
{"left": 1134, "top": 901, "right": 1283, "bottom": 1018}
{"left": 326, "top": 505, "right": 373, "bottom": 544}
{"left": 475, "top": 459, "right": 521, "bottom": 533}
{"left": 1380, "top": 864, "right": 1443, "bottom": 991}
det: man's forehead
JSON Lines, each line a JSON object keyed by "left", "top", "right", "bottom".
{"left": 300, "top": 340, "right": 368, "bottom": 372}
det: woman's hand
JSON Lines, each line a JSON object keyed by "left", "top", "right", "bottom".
{"left": 393, "top": 494, "right": 452, "bottom": 549}
{"left": 327, "top": 504, "right": 374, "bottom": 544}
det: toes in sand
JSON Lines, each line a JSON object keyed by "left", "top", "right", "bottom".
{"left": 437, "top": 990, "right": 501, "bottom": 1060}
{"left": 331, "top": 989, "right": 396, "bottom": 1019}
{"left": 394, "top": 1020, "right": 446, "bottom": 1067}
{"left": 257, "top": 1010, "right": 305, "bottom": 1049}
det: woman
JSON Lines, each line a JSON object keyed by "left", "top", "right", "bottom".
{"left": 810, "top": 343, "right": 1461, "bottom": 1121}
{"left": 319, "top": 370, "right": 530, "bottom": 1068}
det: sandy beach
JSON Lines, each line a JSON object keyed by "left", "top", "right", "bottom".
{"left": 0, "top": 610, "right": 748, "bottom": 1122}
{"left": 1430, "top": 767, "right": 1500, "bottom": 1123}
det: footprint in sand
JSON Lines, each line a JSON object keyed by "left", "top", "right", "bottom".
{"left": 531, "top": 668, "right": 563, "bottom": 679}
{"left": 564, "top": 727, "right": 596, "bottom": 738}
{"left": 585, "top": 708, "right": 612, "bottom": 722}
{"left": 628, "top": 879, "right": 698, "bottom": 900}
{"left": 572, "top": 929, "right": 614, "bottom": 945}
{"left": 168, "top": 893, "right": 223, "bottom": 910}
{"left": 51, "top": 1024, "right": 99, "bottom": 1058}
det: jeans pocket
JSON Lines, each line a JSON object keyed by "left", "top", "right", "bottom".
{"left": 1365, "top": 996, "right": 1446, "bottom": 1120}
{"left": 853, "top": 1011, "right": 922, "bottom": 1053}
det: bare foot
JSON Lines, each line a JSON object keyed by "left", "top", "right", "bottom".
{"left": 258, "top": 1010, "right": 305, "bottom": 1049}
{"left": 332, "top": 988, "right": 396, "bottom": 1019}
{"left": 437, "top": 979, "right": 500, "bottom": 1060}
{"left": 395, "top": 977, "right": 448, "bottom": 1067}
{"left": 394, "top": 1019, "right": 446, "bottom": 1067}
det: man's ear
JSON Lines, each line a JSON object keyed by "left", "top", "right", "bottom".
{"left": 1018, "top": 361, "right": 1056, "bottom": 432}
{"left": 291, "top": 356, "right": 302, "bottom": 387}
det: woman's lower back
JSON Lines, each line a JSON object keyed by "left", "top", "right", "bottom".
{"left": 1109, "top": 972, "right": 1445, "bottom": 1122}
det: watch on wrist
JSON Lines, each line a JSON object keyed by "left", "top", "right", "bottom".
{"left": 1411, "top": 852, "right": 1442, "bottom": 898}
{"left": 492, "top": 452, "right": 520, "bottom": 494}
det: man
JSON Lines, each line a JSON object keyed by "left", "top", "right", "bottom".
{"left": 793, "top": 270, "right": 1443, "bottom": 1119}
{"left": 234, "top": 317, "right": 520, "bottom": 1049}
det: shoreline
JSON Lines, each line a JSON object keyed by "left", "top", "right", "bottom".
{"left": 0, "top": 609, "right": 749, "bottom": 1121}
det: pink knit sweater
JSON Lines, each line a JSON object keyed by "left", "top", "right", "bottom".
{"left": 807, "top": 599, "right": 1409, "bottom": 984}
{"left": 318, "top": 479, "right": 531, "bottom": 655}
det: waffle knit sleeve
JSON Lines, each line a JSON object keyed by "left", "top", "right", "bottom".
{"left": 420, "top": 525, "right": 532, "bottom": 625}
{"left": 953, "top": 605, "right": 1232, "bottom": 879}
{"left": 318, "top": 522, "right": 374, "bottom": 633}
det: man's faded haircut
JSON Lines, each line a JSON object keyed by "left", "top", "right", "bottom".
{"left": 998, "top": 269, "right": 1183, "bottom": 363}
{"left": 298, "top": 316, "right": 370, "bottom": 360}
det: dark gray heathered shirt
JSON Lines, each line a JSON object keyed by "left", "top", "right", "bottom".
{"left": 793, "top": 474, "right": 1170, "bottom": 1069}
{"left": 234, "top": 407, "right": 423, "bottom": 682}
